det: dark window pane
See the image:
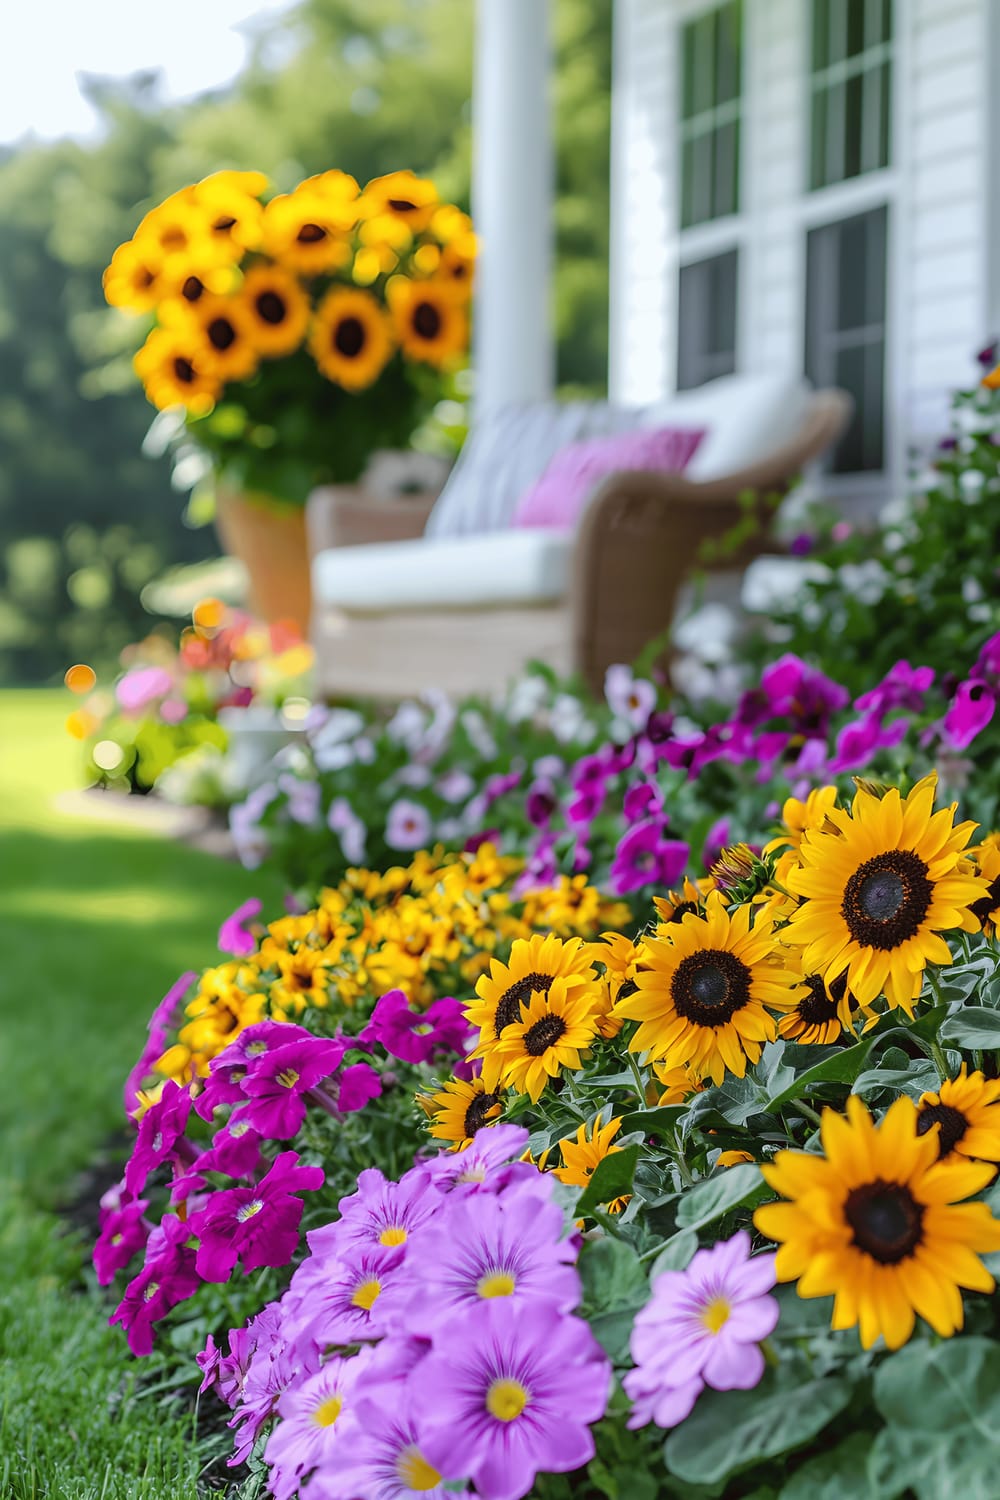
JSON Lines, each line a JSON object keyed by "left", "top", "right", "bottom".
{"left": 683, "top": 133, "right": 716, "bottom": 228}
{"left": 813, "top": 0, "right": 830, "bottom": 69}
{"left": 682, "top": 21, "right": 697, "bottom": 119}
{"left": 827, "top": 0, "right": 848, "bottom": 65}
{"left": 810, "top": 92, "right": 827, "bottom": 189}
{"left": 678, "top": 250, "right": 739, "bottom": 391}
{"left": 680, "top": 140, "right": 696, "bottom": 230}
{"left": 805, "top": 207, "right": 887, "bottom": 472}
{"left": 846, "top": 0, "right": 866, "bottom": 58}
{"left": 823, "top": 81, "right": 846, "bottom": 186}
{"left": 713, "top": 119, "right": 740, "bottom": 218}
{"left": 716, "top": 0, "right": 742, "bottom": 104}
{"left": 878, "top": 60, "right": 891, "bottom": 169}
{"left": 844, "top": 71, "right": 864, "bottom": 180}
{"left": 874, "top": 0, "right": 892, "bottom": 45}
{"left": 689, "top": 13, "right": 716, "bottom": 116}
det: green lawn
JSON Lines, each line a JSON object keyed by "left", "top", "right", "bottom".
{"left": 0, "top": 691, "right": 284, "bottom": 1498}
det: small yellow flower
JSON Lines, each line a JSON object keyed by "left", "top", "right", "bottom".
{"left": 555, "top": 1112, "right": 629, "bottom": 1212}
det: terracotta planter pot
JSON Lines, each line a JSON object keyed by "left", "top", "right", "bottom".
{"left": 215, "top": 491, "right": 311, "bottom": 633}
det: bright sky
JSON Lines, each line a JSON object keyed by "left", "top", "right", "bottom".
{"left": 0, "top": 0, "right": 296, "bottom": 144}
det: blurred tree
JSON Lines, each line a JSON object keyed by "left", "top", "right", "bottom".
{"left": 0, "top": 0, "right": 611, "bottom": 684}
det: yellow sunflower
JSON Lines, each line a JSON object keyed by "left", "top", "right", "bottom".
{"left": 416, "top": 1075, "right": 504, "bottom": 1149}
{"left": 590, "top": 931, "right": 646, "bottom": 1039}
{"left": 387, "top": 275, "right": 468, "bottom": 368}
{"left": 103, "top": 239, "right": 165, "bottom": 313}
{"left": 783, "top": 775, "right": 987, "bottom": 1016}
{"left": 238, "top": 265, "right": 310, "bottom": 357}
{"left": 193, "top": 173, "right": 265, "bottom": 256}
{"left": 616, "top": 894, "right": 801, "bottom": 1086}
{"left": 755, "top": 1094, "right": 1000, "bottom": 1349}
{"left": 170, "top": 293, "right": 260, "bottom": 383}
{"left": 360, "top": 169, "right": 439, "bottom": 233}
{"left": 309, "top": 287, "right": 394, "bottom": 391}
{"left": 486, "top": 977, "right": 602, "bottom": 1103}
{"left": 134, "top": 190, "right": 234, "bottom": 283}
{"left": 917, "top": 1065, "right": 1000, "bottom": 1164}
{"left": 555, "top": 1112, "right": 629, "bottom": 1212}
{"left": 777, "top": 957, "right": 864, "bottom": 1045}
{"left": 262, "top": 188, "right": 354, "bottom": 275}
{"left": 969, "top": 835, "right": 1000, "bottom": 934}
{"left": 133, "top": 328, "right": 221, "bottom": 414}
{"left": 652, "top": 1060, "right": 705, "bottom": 1104}
{"left": 464, "top": 932, "right": 598, "bottom": 1087}
{"left": 653, "top": 876, "right": 714, "bottom": 927}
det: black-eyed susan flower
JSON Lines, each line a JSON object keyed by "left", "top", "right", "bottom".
{"left": 486, "top": 978, "right": 602, "bottom": 1103}
{"left": 134, "top": 189, "right": 233, "bottom": 282}
{"left": 262, "top": 187, "right": 355, "bottom": 275}
{"left": 416, "top": 1075, "right": 504, "bottom": 1149}
{"left": 180, "top": 293, "right": 261, "bottom": 383}
{"left": 309, "top": 287, "right": 394, "bottom": 391}
{"left": 133, "top": 328, "right": 221, "bottom": 414}
{"left": 238, "top": 265, "right": 310, "bottom": 357}
{"left": 555, "top": 1112, "right": 629, "bottom": 1212}
{"left": 969, "top": 834, "right": 1000, "bottom": 934}
{"left": 784, "top": 775, "right": 987, "bottom": 1016}
{"left": 387, "top": 275, "right": 468, "bottom": 368}
{"left": 777, "top": 961, "right": 863, "bottom": 1045}
{"left": 616, "top": 894, "right": 801, "bottom": 1086}
{"left": 755, "top": 1094, "right": 1000, "bottom": 1349}
{"left": 103, "top": 239, "right": 165, "bottom": 313}
{"left": 360, "top": 169, "right": 438, "bottom": 233}
{"left": 194, "top": 170, "right": 267, "bottom": 255}
{"left": 465, "top": 933, "right": 598, "bottom": 1088}
{"left": 917, "top": 1065, "right": 1000, "bottom": 1163}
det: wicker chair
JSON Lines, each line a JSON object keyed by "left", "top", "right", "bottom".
{"left": 306, "top": 388, "right": 851, "bottom": 700}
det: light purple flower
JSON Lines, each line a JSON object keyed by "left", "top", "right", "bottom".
{"left": 415, "top": 1300, "right": 611, "bottom": 1500}
{"left": 229, "top": 782, "right": 277, "bottom": 869}
{"left": 328, "top": 795, "right": 369, "bottom": 864}
{"left": 116, "top": 665, "right": 173, "bottom": 713}
{"left": 701, "top": 816, "right": 730, "bottom": 872}
{"left": 218, "top": 898, "right": 262, "bottom": 958}
{"left": 419, "top": 1124, "right": 532, "bottom": 1196}
{"left": 264, "top": 1354, "right": 371, "bottom": 1500}
{"left": 436, "top": 767, "right": 476, "bottom": 804}
{"left": 321, "top": 1404, "right": 471, "bottom": 1500}
{"left": 189, "top": 1150, "right": 324, "bottom": 1282}
{"left": 282, "top": 1244, "right": 403, "bottom": 1350}
{"left": 359, "top": 990, "right": 471, "bottom": 1065}
{"left": 279, "top": 774, "right": 321, "bottom": 827}
{"left": 623, "top": 1231, "right": 777, "bottom": 1430}
{"left": 318, "top": 1165, "right": 437, "bottom": 1255}
{"left": 228, "top": 1307, "right": 318, "bottom": 1464}
{"left": 386, "top": 798, "right": 433, "bottom": 851}
{"left": 605, "top": 663, "right": 657, "bottom": 729}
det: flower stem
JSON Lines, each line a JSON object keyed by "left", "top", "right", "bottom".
{"left": 795, "top": 1099, "right": 824, "bottom": 1129}
{"left": 930, "top": 1039, "right": 950, "bottom": 1080}
{"left": 626, "top": 1050, "right": 648, "bottom": 1106}
{"left": 669, "top": 1129, "right": 695, "bottom": 1188}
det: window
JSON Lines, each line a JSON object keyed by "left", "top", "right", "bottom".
{"left": 677, "top": 250, "right": 739, "bottom": 390}
{"left": 805, "top": 207, "right": 887, "bottom": 472}
{"left": 810, "top": 0, "right": 892, "bottom": 190}
{"left": 679, "top": 0, "right": 743, "bottom": 228}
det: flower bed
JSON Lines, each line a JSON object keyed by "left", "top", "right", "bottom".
{"left": 97, "top": 773, "right": 1000, "bottom": 1498}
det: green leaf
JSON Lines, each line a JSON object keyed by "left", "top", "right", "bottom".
{"left": 619, "top": 1105, "right": 686, "bottom": 1136}
{"left": 763, "top": 1037, "right": 874, "bottom": 1112}
{"left": 938, "top": 1007, "right": 1000, "bottom": 1049}
{"left": 647, "top": 1228, "right": 698, "bottom": 1279}
{"left": 852, "top": 1060, "right": 940, "bottom": 1100}
{"left": 675, "top": 1164, "right": 763, "bottom": 1230}
{"left": 686, "top": 1075, "right": 770, "bottom": 1129}
{"left": 664, "top": 1370, "right": 852, "bottom": 1485}
{"left": 779, "top": 1433, "right": 876, "bottom": 1499}
{"left": 578, "top": 1236, "right": 649, "bottom": 1362}
{"left": 576, "top": 1143, "right": 640, "bottom": 1217}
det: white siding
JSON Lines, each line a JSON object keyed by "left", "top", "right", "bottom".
{"left": 610, "top": 0, "right": 995, "bottom": 464}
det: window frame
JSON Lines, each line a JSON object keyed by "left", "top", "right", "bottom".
{"left": 677, "top": 248, "right": 741, "bottom": 391}
{"left": 808, "top": 0, "right": 894, "bottom": 192}
{"left": 678, "top": 0, "right": 745, "bottom": 229}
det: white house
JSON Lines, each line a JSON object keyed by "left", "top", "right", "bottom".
{"left": 473, "top": 0, "right": 1000, "bottom": 509}
{"left": 609, "top": 0, "right": 1000, "bottom": 504}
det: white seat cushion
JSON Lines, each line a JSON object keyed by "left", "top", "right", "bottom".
{"left": 644, "top": 374, "right": 813, "bottom": 481}
{"left": 313, "top": 529, "right": 572, "bottom": 612}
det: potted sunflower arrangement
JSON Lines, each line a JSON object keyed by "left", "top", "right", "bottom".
{"left": 104, "top": 168, "right": 473, "bottom": 627}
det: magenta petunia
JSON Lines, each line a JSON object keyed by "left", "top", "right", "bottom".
{"left": 124, "top": 1080, "right": 194, "bottom": 1197}
{"left": 109, "top": 1213, "right": 201, "bottom": 1356}
{"left": 854, "top": 659, "right": 934, "bottom": 718}
{"left": 608, "top": 817, "right": 688, "bottom": 895}
{"left": 624, "top": 1230, "right": 778, "bottom": 1430}
{"left": 197, "top": 1116, "right": 263, "bottom": 1179}
{"left": 236, "top": 1035, "right": 346, "bottom": 1139}
{"left": 382, "top": 1180, "right": 580, "bottom": 1330}
{"left": 194, "top": 1019, "right": 305, "bottom": 1121}
{"left": 93, "top": 1196, "right": 150, "bottom": 1286}
{"left": 334, "top": 1061, "right": 383, "bottom": 1114}
{"left": 414, "top": 1300, "right": 611, "bottom": 1500}
{"left": 264, "top": 1354, "right": 371, "bottom": 1500}
{"left": 189, "top": 1150, "right": 324, "bottom": 1283}
{"left": 360, "top": 990, "right": 472, "bottom": 1066}
{"left": 943, "top": 678, "right": 997, "bottom": 749}
{"left": 826, "top": 711, "right": 907, "bottom": 774}
{"left": 218, "top": 898, "right": 263, "bottom": 957}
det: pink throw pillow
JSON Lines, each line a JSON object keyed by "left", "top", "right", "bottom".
{"left": 512, "top": 426, "right": 707, "bottom": 531}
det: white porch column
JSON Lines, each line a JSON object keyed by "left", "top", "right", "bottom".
{"left": 472, "top": 0, "right": 554, "bottom": 413}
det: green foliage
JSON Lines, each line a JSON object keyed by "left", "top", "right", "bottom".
{"left": 746, "top": 378, "right": 1000, "bottom": 692}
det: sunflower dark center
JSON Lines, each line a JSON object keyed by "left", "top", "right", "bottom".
{"left": 136, "top": 267, "right": 156, "bottom": 289}
{"left": 970, "top": 874, "right": 1000, "bottom": 925}
{"left": 841, "top": 850, "right": 933, "bottom": 950}
{"left": 464, "top": 1090, "right": 500, "bottom": 1138}
{"left": 916, "top": 1102, "right": 969, "bottom": 1158}
{"left": 671, "top": 950, "right": 751, "bottom": 1027}
{"left": 181, "top": 275, "right": 205, "bottom": 302}
{"left": 388, "top": 197, "right": 417, "bottom": 212}
{"left": 616, "top": 978, "right": 639, "bottom": 1002}
{"left": 334, "top": 316, "right": 366, "bottom": 357}
{"left": 494, "top": 973, "right": 553, "bottom": 1033}
{"left": 666, "top": 901, "right": 697, "bottom": 925}
{"left": 845, "top": 1180, "right": 924, "bottom": 1263}
{"left": 523, "top": 1014, "right": 567, "bottom": 1056}
{"left": 797, "top": 973, "right": 843, "bottom": 1025}
{"left": 256, "top": 291, "right": 287, "bottom": 325}
{"left": 413, "top": 302, "right": 441, "bottom": 339}
{"left": 207, "top": 317, "right": 237, "bottom": 351}
{"left": 173, "top": 357, "right": 196, "bottom": 383}
{"left": 297, "top": 222, "right": 327, "bottom": 243}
